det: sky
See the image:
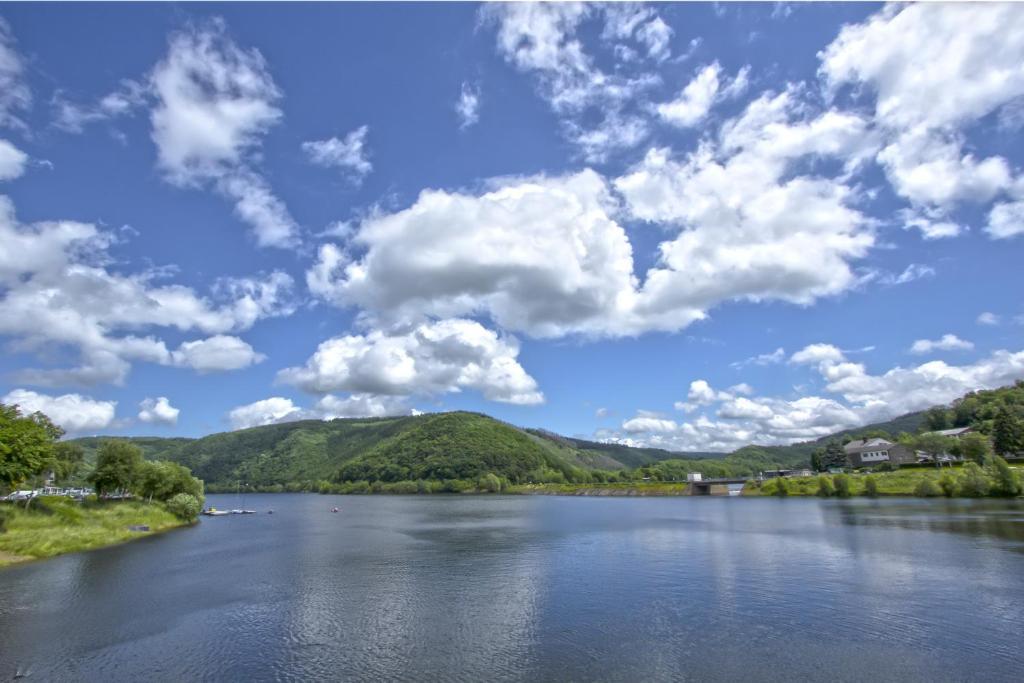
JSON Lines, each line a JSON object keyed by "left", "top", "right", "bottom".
{"left": 0, "top": 2, "right": 1022, "bottom": 452}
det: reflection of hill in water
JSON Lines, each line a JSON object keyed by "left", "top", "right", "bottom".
{"left": 830, "top": 500, "right": 1024, "bottom": 552}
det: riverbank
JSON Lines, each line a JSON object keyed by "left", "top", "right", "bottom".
{"left": 507, "top": 482, "right": 693, "bottom": 496}
{"left": 744, "top": 463, "right": 1024, "bottom": 497}
{"left": 0, "top": 497, "right": 191, "bottom": 568}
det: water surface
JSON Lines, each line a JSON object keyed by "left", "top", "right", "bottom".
{"left": 2, "top": 495, "right": 1023, "bottom": 681}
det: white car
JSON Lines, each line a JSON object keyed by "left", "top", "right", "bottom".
{"left": 5, "top": 490, "right": 37, "bottom": 501}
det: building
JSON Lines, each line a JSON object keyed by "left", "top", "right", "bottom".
{"left": 925, "top": 427, "right": 974, "bottom": 439}
{"left": 843, "top": 438, "right": 917, "bottom": 468}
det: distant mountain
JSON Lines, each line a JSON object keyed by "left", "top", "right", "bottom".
{"left": 69, "top": 407, "right": 931, "bottom": 489}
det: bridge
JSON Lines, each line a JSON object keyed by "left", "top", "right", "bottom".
{"left": 686, "top": 477, "right": 749, "bottom": 496}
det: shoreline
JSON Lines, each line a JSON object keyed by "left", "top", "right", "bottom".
{"left": 0, "top": 499, "right": 193, "bottom": 569}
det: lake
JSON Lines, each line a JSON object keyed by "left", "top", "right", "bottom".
{"left": 2, "top": 494, "right": 1023, "bottom": 681}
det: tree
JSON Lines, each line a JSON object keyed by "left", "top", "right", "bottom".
{"left": 957, "top": 433, "right": 992, "bottom": 464}
{"left": 166, "top": 493, "right": 201, "bottom": 522}
{"left": 913, "top": 433, "right": 955, "bottom": 468}
{"left": 0, "top": 403, "right": 64, "bottom": 492}
{"left": 914, "top": 478, "right": 942, "bottom": 497}
{"left": 987, "top": 456, "right": 1022, "bottom": 497}
{"left": 925, "top": 406, "right": 952, "bottom": 431}
{"left": 992, "top": 405, "right": 1024, "bottom": 456}
{"left": 822, "top": 441, "right": 847, "bottom": 470}
{"left": 810, "top": 448, "right": 825, "bottom": 473}
{"left": 938, "top": 471, "right": 958, "bottom": 497}
{"left": 90, "top": 441, "right": 143, "bottom": 496}
{"left": 51, "top": 442, "right": 85, "bottom": 483}
{"left": 773, "top": 477, "right": 789, "bottom": 497}
{"left": 957, "top": 462, "right": 991, "bottom": 498}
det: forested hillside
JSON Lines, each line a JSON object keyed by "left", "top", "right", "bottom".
{"left": 66, "top": 383, "right": 1024, "bottom": 489}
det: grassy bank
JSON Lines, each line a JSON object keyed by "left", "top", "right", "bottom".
{"left": 0, "top": 497, "right": 190, "bottom": 568}
{"left": 744, "top": 463, "right": 1024, "bottom": 497}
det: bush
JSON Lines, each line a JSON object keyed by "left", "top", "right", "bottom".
{"left": 872, "top": 461, "right": 897, "bottom": 472}
{"left": 958, "top": 462, "right": 991, "bottom": 498}
{"left": 773, "top": 478, "right": 789, "bottom": 497}
{"left": 987, "top": 456, "right": 1023, "bottom": 497}
{"left": 0, "top": 504, "right": 10, "bottom": 533}
{"left": 479, "top": 472, "right": 503, "bottom": 493}
{"left": 165, "top": 493, "right": 201, "bottom": 522}
{"left": 938, "top": 471, "right": 958, "bottom": 498}
{"left": 816, "top": 475, "right": 835, "bottom": 497}
{"left": 914, "top": 478, "right": 942, "bottom": 498}
{"left": 833, "top": 474, "right": 851, "bottom": 498}
{"left": 863, "top": 475, "right": 878, "bottom": 498}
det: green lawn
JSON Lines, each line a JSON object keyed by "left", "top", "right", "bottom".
{"left": 745, "top": 464, "right": 1024, "bottom": 497}
{"left": 0, "top": 497, "right": 189, "bottom": 567}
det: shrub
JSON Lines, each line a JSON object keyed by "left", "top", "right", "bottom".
{"left": 873, "top": 461, "right": 897, "bottom": 472}
{"left": 914, "top": 478, "right": 942, "bottom": 498}
{"left": 479, "top": 473, "right": 503, "bottom": 493}
{"left": 0, "top": 504, "right": 10, "bottom": 533}
{"left": 773, "top": 478, "right": 789, "bottom": 497}
{"left": 833, "top": 474, "right": 852, "bottom": 498}
{"left": 863, "top": 475, "right": 878, "bottom": 498}
{"left": 816, "top": 475, "right": 835, "bottom": 497}
{"left": 938, "top": 471, "right": 958, "bottom": 498}
{"left": 166, "top": 493, "right": 201, "bottom": 522}
{"left": 958, "top": 462, "right": 991, "bottom": 498}
{"left": 986, "top": 457, "right": 1022, "bottom": 497}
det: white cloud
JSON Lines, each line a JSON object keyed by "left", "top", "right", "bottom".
{"left": 456, "top": 82, "right": 480, "bottom": 128}
{"left": 874, "top": 263, "right": 936, "bottom": 286}
{"left": 2, "top": 388, "right": 116, "bottom": 433}
{"left": 977, "top": 312, "right": 1000, "bottom": 326}
{"left": 0, "top": 195, "right": 293, "bottom": 386}
{"left": 986, "top": 200, "right": 1024, "bottom": 239}
{"left": 170, "top": 335, "right": 265, "bottom": 373}
{"left": 622, "top": 416, "right": 678, "bottom": 433}
{"left": 227, "top": 397, "right": 301, "bottom": 430}
{"left": 601, "top": 5, "right": 673, "bottom": 62}
{"left": 52, "top": 79, "right": 147, "bottom": 133}
{"left": 0, "top": 19, "right": 30, "bottom": 130}
{"left": 279, "top": 318, "right": 543, "bottom": 405}
{"left": 820, "top": 3, "right": 1024, "bottom": 221}
{"left": 790, "top": 343, "right": 845, "bottom": 366}
{"left": 0, "top": 138, "right": 27, "bottom": 180}
{"left": 910, "top": 334, "right": 974, "bottom": 355}
{"left": 149, "top": 21, "right": 297, "bottom": 248}
{"left": 731, "top": 347, "right": 785, "bottom": 369}
{"left": 138, "top": 396, "right": 180, "bottom": 426}
{"left": 302, "top": 125, "right": 372, "bottom": 181}
{"left": 656, "top": 62, "right": 746, "bottom": 128}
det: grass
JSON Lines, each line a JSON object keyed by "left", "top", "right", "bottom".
{"left": 744, "top": 464, "right": 1024, "bottom": 497}
{"left": 0, "top": 497, "right": 189, "bottom": 567}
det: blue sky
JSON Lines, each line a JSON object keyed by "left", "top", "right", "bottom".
{"left": 0, "top": 2, "right": 1022, "bottom": 451}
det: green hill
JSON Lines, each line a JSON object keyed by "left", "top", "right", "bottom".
{"left": 66, "top": 404, "right": 938, "bottom": 490}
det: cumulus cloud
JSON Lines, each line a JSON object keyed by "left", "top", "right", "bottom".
{"left": 731, "top": 347, "right": 785, "bottom": 369}
{"left": 655, "top": 62, "right": 748, "bottom": 128}
{"left": 604, "top": 346, "right": 1024, "bottom": 451}
{"left": 170, "top": 335, "right": 265, "bottom": 373}
{"left": 0, "top": 138, "right": 27, "bottom": 180}
{"left": 0, "top": 195, "right": 293, "bottom": 386}
{"left": 302, "top": 125, "right": 372, "bottom": 182}
{"left": 482, "top": 3, "right": 660, "bottom": 160}
{"left": 986, "top": 200, "right": 1024, "bottom": 240}
{"left": 149, "top": 21, "right": 297, "bottom": 248}
{"left": 601, "top": 5, "right": 673, "bottom": 62}
{"left": 52, "top": 79, "right": 147, "bottom": 133}
{"left": 977, "top": 312, "right": 1000, "bottom": 326}
{"left": 227, "top": 393, "right": 408, "bottom": 430}
{"left": 790, "top": 343, "right": 845, "bottom": 365}
{"left": 279, "top": 318, "right": 544, "bottom": 405}
{"left": 227, "top": 396, "right": 301, "bottom": 430}
{"left": 2, "top": 388, "right": 116, "bottom": 433}
{"left": 456, "top": 82, "right": 480, "bottom": 128}
{"left": 138, "top": 396, "right": 180, "bottom": 425}
{"left": 622, "top": 415, "right": 677, "bottom": 433}
{"left": 820, "top": 3, "right": 1024, "bottom": 226}
{"left": 910, "top": 334, "right": 974, "bottom": 355}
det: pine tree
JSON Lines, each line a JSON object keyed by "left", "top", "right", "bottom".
{"left": 993, "top": 406, "right": 1024, "bottom": 456}
{"left": 822, "top": 440, "right": 847, "bottom": 469}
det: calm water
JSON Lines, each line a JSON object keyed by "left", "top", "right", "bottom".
{"left": 2, "top": 495, "right": 1023, "bottom": 682}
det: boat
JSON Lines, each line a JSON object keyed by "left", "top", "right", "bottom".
{"left": 202, "top": 507, "right": 229, "bottom": 516}
{"left": 230, "top": 509, "right": 256, "bottom": 515}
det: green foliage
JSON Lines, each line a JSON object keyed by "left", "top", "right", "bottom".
{"left": 810, "top": 448, "right": 824, "bottom": 472}
{"left": 773, "top": 478, "right": 789, "bottom": 497}
{"left": 479, "top": 472, "right": 503, "bottom": 493}
{"left": 833, "top": 473, "right": 851, "bottom": 498}
{"left": 938, "top": 471, "right": 958, "bottom": 497}
{"left": 914, "top": 478, "right": 942, "bottom": 497}
{"left": 0, "top": 403, "right": 64, "bottom": 491}
{"left": 822, "top": 441, "right": 847, "bottom": 470}
{"left": 51, "top": 442, "right": 85, "bottom": 484}
{"left": 165, "top": 493, "right": 201, "bottom": 522}
{"left": 863, "top": 475, "right": 878, "bottom": 498}
{"left": 90, "top": 441, "right": 144, "bottom": 495}
{"left": 134, "top": 460, "right": 204, "bottom": 503}
{"left": 925, "top": 406, "right": 952, "bottom": 431}
{"left": 816, "top": 475, "right": 835, "bottom": 497}
{"left": 987, "top": 456, "right": 1022, "bottom": 497}
{"left": 957, "top": 462, "right": 991, "bottom": 497}
{"left": 957, "top": 432, "right": 992, "bottom": 464}
{"left": 993, "top": 405, "right": 1024, "bottom": 456}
